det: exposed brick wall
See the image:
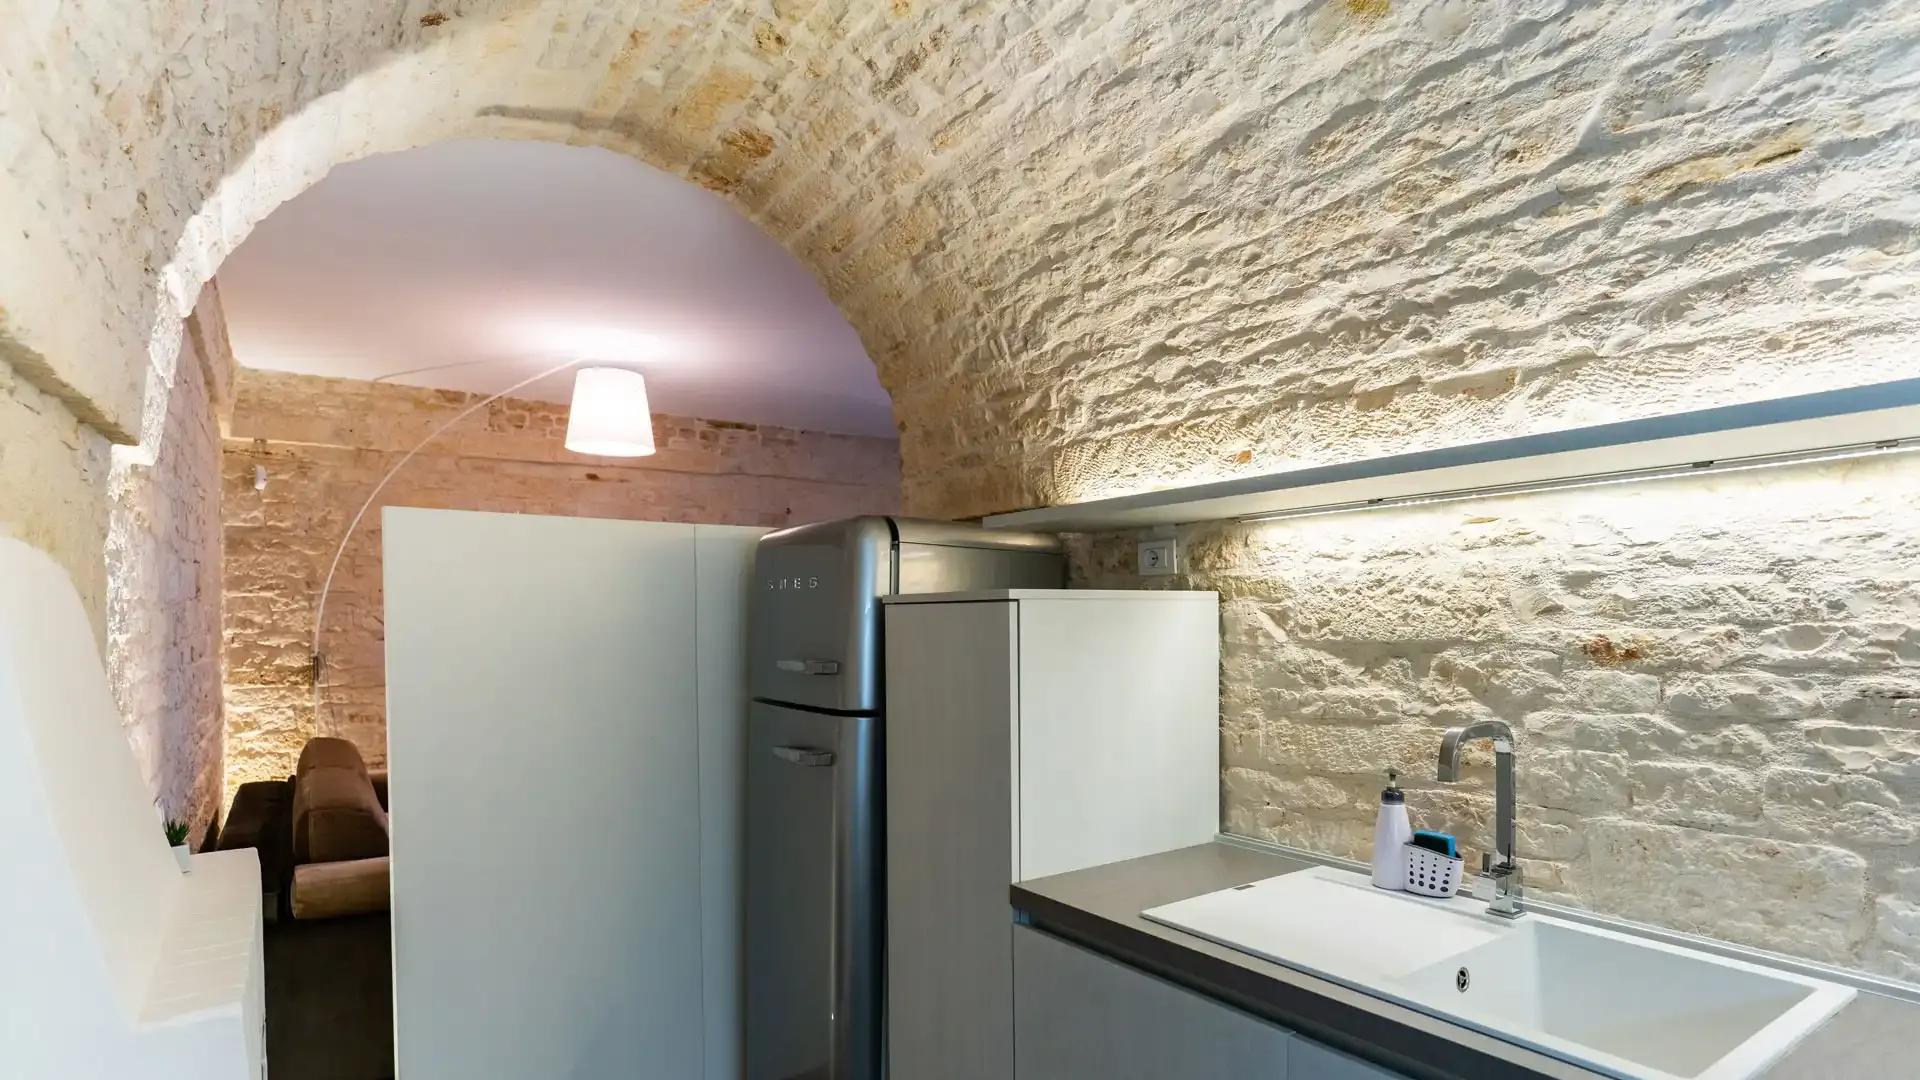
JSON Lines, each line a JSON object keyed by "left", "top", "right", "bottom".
{"left": 104, "top": 305, "right": 229, "bottom": 845}
{"left": 1075, "top": 450, "right": 1920, "bottom": 978}
{"left": 221, "top": 369, "right": 900, "bottom": 799}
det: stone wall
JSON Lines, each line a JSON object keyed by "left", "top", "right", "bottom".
{"left": 3, "top": 0, "right": 1919, "bottom": 982}
{"left": 0, "top": 358, "right": 111, "bottom": 637}
{"left": 10, "top": 1, "right": 1919, "bottom": 572}
{"left": 104, "top": 298, "right": 232, "bottom": 844}
{"left": 222, "top": 369, "right": 900, "bottom": 798}
{"left": 1074, "top": 450, "right": 1920, "bottom": 978}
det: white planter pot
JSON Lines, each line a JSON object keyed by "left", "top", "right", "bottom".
{"left": 172, "top": 844, "right": 193, "bottom": 873}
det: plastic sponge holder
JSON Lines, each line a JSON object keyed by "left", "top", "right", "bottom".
{"left": 1402, "top": 844, "right": 1465, "bottom": 898}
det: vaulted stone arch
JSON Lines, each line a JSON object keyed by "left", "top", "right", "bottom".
{"left": 114, "top": 0, "right": 1105, "bottom": 522}
{"left": 9, "top": 0, "right": 1920, "bottom": 975}
{"left": 7, "top": 0, "right": 1918, "bottom": 579}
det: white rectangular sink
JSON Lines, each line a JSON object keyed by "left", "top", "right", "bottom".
{"left": 1144, "top": 866, "right": 1854, "bottom": 1080}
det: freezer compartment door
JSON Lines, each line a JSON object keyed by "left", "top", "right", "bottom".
{"left": 744, "top": 702, "right": 883, "bottom": 1080}
{"left": 749, "top": 521, "right": 893, "bottom": 712}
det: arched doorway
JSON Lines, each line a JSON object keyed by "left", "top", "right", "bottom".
{"left": 211, "top": 135, "right": 903, "bottom": 798}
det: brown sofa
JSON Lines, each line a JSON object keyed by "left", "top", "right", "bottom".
{"left": 289, "top": 737, "right": 391, "bottom": 920}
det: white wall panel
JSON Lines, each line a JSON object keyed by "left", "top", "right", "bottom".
{"left": 387, "top": 509, "right": 761, "bottom": 1080}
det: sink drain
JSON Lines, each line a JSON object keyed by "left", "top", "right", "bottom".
{"left": 1455, "top": 967, "right": 1470, "bottom": 993}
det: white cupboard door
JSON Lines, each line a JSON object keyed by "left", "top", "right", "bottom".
{"left": 1015, "top": 597, "right": 1220, "bottom": 881}
{"left": 1013, "top": 925, "right": 1290, "bottom": 1079}
{"left": 385, "top": 509, "right": 704, "bottom": 1080}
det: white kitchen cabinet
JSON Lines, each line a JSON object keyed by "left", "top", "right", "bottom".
{"left": 884, "top": 590, "right": 1220, "bottom": 1080}
{"left": 1012, "top": 925, "right": 1291, "bottom": 1079}
{"left": 1290, "top": 1037, "right": 1405, "bottom": 1080}
{"left": 384, "top": 509, "right": 762, "bottom": 1080}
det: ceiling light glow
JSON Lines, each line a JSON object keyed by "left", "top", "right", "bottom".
{"left": 565, "top": 367, "right": 657, "bottom": 457}
{"left": 524, "top": 323, "right": 664, "bottom": 365}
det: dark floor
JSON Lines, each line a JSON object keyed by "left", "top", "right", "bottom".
{"left": 265, "top": 913, "right": 396, "bottom": 1080}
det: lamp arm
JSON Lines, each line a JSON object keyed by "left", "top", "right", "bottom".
{"left": 309, "top": 357, "right": 583, "bottom": 730}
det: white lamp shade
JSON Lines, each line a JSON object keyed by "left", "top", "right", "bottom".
{"left": 565, "top": 367, "right": 656, "bottom": 457}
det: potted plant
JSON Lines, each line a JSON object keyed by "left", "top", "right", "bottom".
{"left": 165, "top": 819, "right": 193, "bottom": 873}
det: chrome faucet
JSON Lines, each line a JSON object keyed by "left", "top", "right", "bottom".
{"left": 1436, "top": 721, "right": 1524, "bottom": 919}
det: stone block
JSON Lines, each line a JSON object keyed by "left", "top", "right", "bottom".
{"left": 1763, "top": 768, "right": 1917, "bottom": 847}
{"left": 1522, "top": 711, "right": 1684, "bottom": 755}
{"left": 1666, "top": 673, "right": 1824, "bottom": 721}
{"left": 1265, "top": 687, "right": 1408, "bottom": 725}
{"left": 1522, "top": 748, "right": 1631, "bottom": 814}
{"left": 1565, "top": 670, "right": 1661, "bottom": 714}
{"left": 1516, "top": 808, "right": 1588, "bottom": 862}
{"left": 1257, "top": 720, "right": 1451, "bottom": 781}
{"left": 1870, "top": 897, "right": 1920, "bottom": 982}
{"left": 1677, "top": 724, "right": 1773, "bottom": 763}
{"left": 1796, "top": 724, "right": 1920, "bottom": 781}
{"left": 1570, "top": 822, "right": 1869, "bottom": 964}
{"left": 1631, "top": 761, "right": 1763, "bottom": 829}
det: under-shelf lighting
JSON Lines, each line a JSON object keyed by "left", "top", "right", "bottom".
{"left": 1237, "top": 438, "right": 1920, "bottom": 524}
{"left": 983, "top": 379, "right": 1920, "bottom": 533}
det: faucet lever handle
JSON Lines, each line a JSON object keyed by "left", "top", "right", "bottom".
{"left": 1481, "top": 851, "right": 1521, "bottom": 875}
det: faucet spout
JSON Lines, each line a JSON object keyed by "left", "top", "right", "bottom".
{"left": 1437, "top": 720, "right": 1513, "bottom": 783}
{"left": 1435, "top": 720, "right": 1524, "bottom": 918}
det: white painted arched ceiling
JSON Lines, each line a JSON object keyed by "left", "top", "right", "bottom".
{"left": 217, "top": 138, "right": 897, "bottom": 437}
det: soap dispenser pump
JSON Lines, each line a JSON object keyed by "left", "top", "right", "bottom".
{"left": 1371, "top": 768, "right": 1413, "bottom": 891}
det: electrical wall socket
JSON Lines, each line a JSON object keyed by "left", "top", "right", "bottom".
{"left": 1138, "top": 537, "right": 1179, "bottom": 576}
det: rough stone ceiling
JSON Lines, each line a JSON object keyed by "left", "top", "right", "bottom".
{"left": 218, "top": 138, "right": 897, "bottom": 437}
{"left": 2, "top": 1, "right": 1917, "bottom": 521}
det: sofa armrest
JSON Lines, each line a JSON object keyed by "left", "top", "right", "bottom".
{"left": 291, "top": 857, "right": 391, "bottom": 920}
{"left": 218, "top": 779, "right": 294, "bottom": 896}
{"left": 369, "top": 770, "right": 389, "bottom": 810}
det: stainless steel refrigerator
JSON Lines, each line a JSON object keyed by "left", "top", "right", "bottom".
{"left": 744, "top": 518, "right": 1064, "bottom": 1080}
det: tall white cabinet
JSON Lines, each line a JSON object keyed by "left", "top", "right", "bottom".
{"left": 883, "top": 590, "right": 1221, "bottom": 1080}
{"left": 384, "top": 508, "right": 764, "bottom": 1080}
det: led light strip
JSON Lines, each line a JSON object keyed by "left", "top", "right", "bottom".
{"left": 1236, "top": 437, "right": 1920, "bottom": 525}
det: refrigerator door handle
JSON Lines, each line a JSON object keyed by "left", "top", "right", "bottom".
{"left": 775, "top": 659, "right": 842, "bottom": 675}
{"left": 772, "top": 745, "right": 837, "bottom": 768}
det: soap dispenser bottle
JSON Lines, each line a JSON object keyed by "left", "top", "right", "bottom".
{"left": 1371, "top": 769, "right": 1413, "bottom": 890}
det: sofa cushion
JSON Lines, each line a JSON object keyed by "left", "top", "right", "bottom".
{"left": 297, "top": 736, "right": 368, "bottom": 778}
{"left": 291, "top": 857, "right": 391, "bottom": 920}
{"left": 293, "top": 765, "right": 389, "bottom": 864}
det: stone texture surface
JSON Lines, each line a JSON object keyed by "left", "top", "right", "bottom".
{"left": 0, "top": 357, "right": 111, "bottom": 631}
{"left": 8, "top": 0, "right": 1920, "bottom": 606}
{"left": 104, "top": 298, "right": 231, "bottom": 846}
{"left": 1076, "top": 451, "right": 1920, "bottom": 977}
{"left": 1, "top": 0, "right": 1918, "bottom": 981}
{"left": 221, "top": 369, "right": 900, "bottom": 800}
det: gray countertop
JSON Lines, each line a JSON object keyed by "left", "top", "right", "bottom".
{"left": 1010, "top": 842, "right": 1914, "bottom": 1080}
